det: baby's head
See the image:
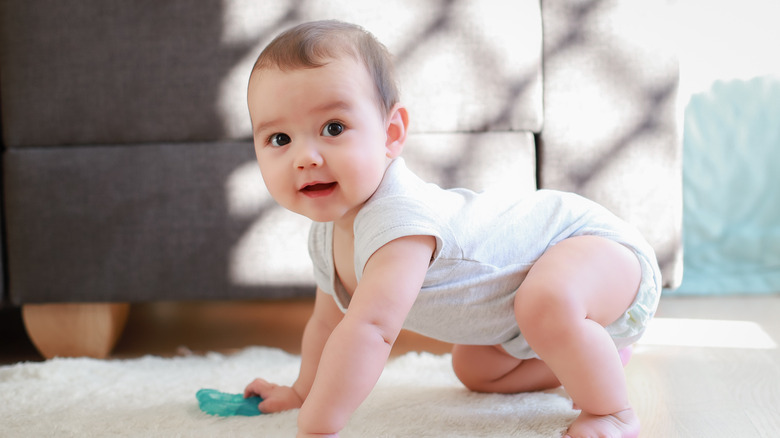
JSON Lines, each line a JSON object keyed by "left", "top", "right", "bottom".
{"left": 250, "top": 20, "right": 399, "bottom": 119}
{"left": 247, "top": 20, "right": 409, "bottom": 224}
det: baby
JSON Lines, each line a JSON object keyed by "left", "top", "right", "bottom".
{"left": 243, "top": 20, "right": 661, "bottom": 438}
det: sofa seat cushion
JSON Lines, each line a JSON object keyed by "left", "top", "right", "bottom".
{"left": 4, "top": 133, "right": 535, "bottom": 303}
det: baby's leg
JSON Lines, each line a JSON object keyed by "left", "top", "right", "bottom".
{"left": 451, "top": 344, "right": 560, "bottom": 394}
{"left": 513, "top": 236, "right": 641, "bottom": 438}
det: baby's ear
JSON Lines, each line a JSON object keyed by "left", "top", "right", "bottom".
{"left": 385, "top": 104, "right": 409, "bottom": 159}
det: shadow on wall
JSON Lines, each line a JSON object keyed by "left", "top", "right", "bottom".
{"left": 540, "top": 0, "right": 678, "bottom": 191}
{"left": 675, "top": 76, "right": 780, "bottom": 294}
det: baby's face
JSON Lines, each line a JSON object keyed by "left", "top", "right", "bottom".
{"left": 248, "top": 56, "right": 393, "bottom": 225}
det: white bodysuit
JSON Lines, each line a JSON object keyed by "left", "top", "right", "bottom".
{"left": 309, "top": 158, "right": 661, "bottom": 359}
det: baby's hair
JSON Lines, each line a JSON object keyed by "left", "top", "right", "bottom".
{"left": 251, "top": 20, "right": 399, "bottom": 116}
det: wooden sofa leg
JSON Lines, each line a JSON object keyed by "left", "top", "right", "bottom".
{"left": 22, "top": 303, "right": 130, "bottom": 359}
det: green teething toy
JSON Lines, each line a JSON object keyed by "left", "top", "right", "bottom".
{"left": 196, "top": 388, "right": 263, "bottom": 417}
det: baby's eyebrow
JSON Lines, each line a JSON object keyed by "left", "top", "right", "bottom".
{"left": 311, "top": 100, "right": 352, "bottom": 115}
{"left": 253, "top": 118, "right": 283, "bottom": 137}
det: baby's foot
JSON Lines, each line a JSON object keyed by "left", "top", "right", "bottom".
{"left": 564, "top": 408, "right": 640, "bottom": 438}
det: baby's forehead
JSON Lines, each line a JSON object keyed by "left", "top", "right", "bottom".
{"left": 248, "top": 54, "right": 387, "bottom": 119}
{"left": 251, "top": 50, "right": 362, "bottom": 79}
{"left": 249, "top": 56, "right": 371, "bottom": 96}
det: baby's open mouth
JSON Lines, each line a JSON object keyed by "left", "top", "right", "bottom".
{"left": 301, "top": 182, "right": 337, "bottom": 192}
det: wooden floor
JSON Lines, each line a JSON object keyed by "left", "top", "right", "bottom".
{"left": 2, "top": 295, "right": 779, "bottom": 436}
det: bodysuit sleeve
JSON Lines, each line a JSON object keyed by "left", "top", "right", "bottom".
{"left": 350, "top": 158, "right": 453, "bottom": 283}
{"left": 352, "top": 196, "right": 445, "bottom": 284}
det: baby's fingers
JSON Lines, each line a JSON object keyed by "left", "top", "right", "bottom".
{"left": 261, "top": 386, "right": 304, "bottom": 413}
{"left": 257, "top": 397, "right": 292, "bottom": 413}
{"left": 243, "top": 379, "right": 303, "bottom": 413}
{"left": 243, "top": 378, "right": 275, "bottom": 399}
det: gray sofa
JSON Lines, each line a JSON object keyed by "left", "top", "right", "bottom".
{"left": 1, "top": 0, "right": 681, "bottom": 357}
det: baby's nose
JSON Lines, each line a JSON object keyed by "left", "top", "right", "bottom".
{"left": 294, "top": 141, "right": 324, "bottom": 169}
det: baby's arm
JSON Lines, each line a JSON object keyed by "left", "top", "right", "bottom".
{"left": 298, "top": 234, "right": 435, "bottom": 436}
{"left": 291, "top": 287, "right": 345, "bottom": 404}
{"left": 244, "top": 286, "right": 343, "bottom": 412}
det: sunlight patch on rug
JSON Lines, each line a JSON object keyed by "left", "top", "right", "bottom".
{"left": 638, "top": 317, "right": 777, "bottom": 350}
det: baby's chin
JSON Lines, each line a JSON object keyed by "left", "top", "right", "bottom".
{"left": 294, "top": 207, "right": 344, "bottom": 224}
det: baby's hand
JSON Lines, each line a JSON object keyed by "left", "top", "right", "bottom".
{"left": 244, "top": 378, "right": 304, "bottom": 413}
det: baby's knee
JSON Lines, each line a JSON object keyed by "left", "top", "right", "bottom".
{"left": 451, "top": 345, "right": 509, "bottom": 393}
{"left": 452, "top": 364, "right": 489, "bottom": 393}
{"left": 513, "top": 283, "right": 580, "bottom": 339}
{"left": 451, "top": 345, "right": 484, "bottom": 391}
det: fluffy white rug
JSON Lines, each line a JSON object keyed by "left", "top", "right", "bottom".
{"left": 0, "top": 347, "right": 577, "bottom": 437}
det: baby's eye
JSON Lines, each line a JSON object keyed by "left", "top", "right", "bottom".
{"left": 322, "top": 122, "right": 344, "bottom": 137}
{"left": 269, "top": 133, "right": 291, "bottom": 147}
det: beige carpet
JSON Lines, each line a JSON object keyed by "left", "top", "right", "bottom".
{"left": 0, "top": 347, "right": 577, "bottom": 437}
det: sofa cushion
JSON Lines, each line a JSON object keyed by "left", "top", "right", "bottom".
{"left": 1, "top": 0, "right": 542, "bottom": 148}
{"left": 538, "top": 1, "right": 681, "bottom": 287}
{"left": 3, "top": 133, "right": 535, "bottom": 303}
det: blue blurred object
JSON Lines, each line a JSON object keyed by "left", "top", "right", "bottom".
{"left": 675, "top": 76, "right": 780, "bottom": 294}
{"left": 197, "top": 388, "right": 263, "bottom": 417}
